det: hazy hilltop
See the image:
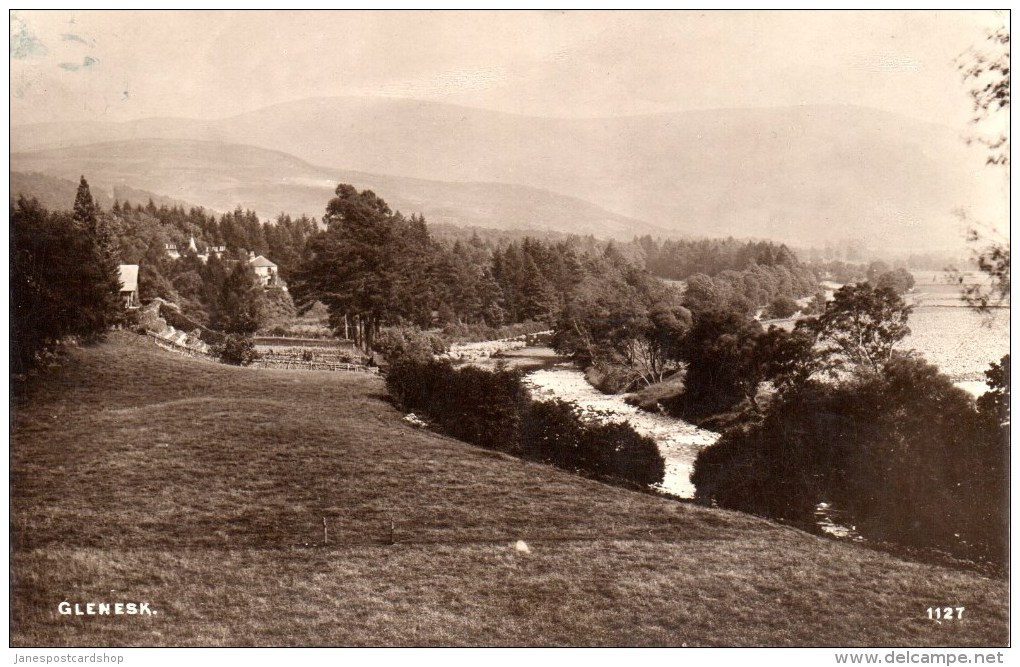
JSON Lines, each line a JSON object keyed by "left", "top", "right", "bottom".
{"left": 10, "top": 170, "right": 198, "bottom": 213}
{"left": 11, "top": 97, "right": 1005, "bottom": 250}
{"left": 10, "top": 139, "right": 661, "bottom": 239}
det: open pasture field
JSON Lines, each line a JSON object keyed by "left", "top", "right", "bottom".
{"left": 902, "top": 308, "right": 1009, "bottom": 381}
{"left": 904, "top": 270, "right": 1009, "bottom": 381}
{"left": 10, "top": 333, "right": 1008, "bottom": 646}
{"left": 908, "top": 270, "right": 1009, "bottom": 309}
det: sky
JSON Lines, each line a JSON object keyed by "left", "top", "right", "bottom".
{"left": 9, "top": 10, "right": 1007, "bottom": 129}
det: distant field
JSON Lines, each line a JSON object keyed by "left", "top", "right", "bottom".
{"left": 10, "top": 333, "right": 1008, "bottom": 646}
{"left": 903, "top": 308, "right": 1009, "bottom": 381}
{"left": 909, "top": 269, "right": 1010, "bottom": 308}
{"left": 904, "top": 271, "right": 1009, "bottom": 381}
{"left": 776, "top": 272, "right": 1007, "bottom": 382}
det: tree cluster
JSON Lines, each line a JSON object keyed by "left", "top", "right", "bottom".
{"left": 553, "top": 249, "right": 691, "bottom": 389}
{"left": 633, "top": 236, "right": 801, "bottom": 280}
{"left": 691, "top": 284, "right": 1008, "bottom": 564}
{"left": 551, "top": 239, "right": 821, "bottom": 398}
{"left": 862, "top": 261, "right": 916, "bottom": 295}
{"left": 681, "top": 263, "right": 818, "bottom": 317}
{"left": 693, "top": 354, "right": 1007, "bottom": 564}
{"left": 665, "top": 309, "right": 817, "bottom": 422}
{"left": 291, "top": 184, "right": 596, "bottom": 350}
{"left": 110, "top": 200, "right": 318, "bottom": 283}
{"left": 11, "top": 180, "right": 123, "bottom": 373}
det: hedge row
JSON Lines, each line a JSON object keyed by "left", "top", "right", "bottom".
{"left": 386, "top": 358, "right": 664, "bottom": 488}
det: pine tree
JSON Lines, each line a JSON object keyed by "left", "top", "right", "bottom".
{"left": 291, "top": 184, "right": 404, "bottom": 350}
{"left": 73, "top": 175, "right": 101, "bottom": 231}
{"left": 73, "top": 176, "right": 123, "bottom": 335}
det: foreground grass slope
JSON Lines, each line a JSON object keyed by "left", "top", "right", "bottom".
{"left": 11, "top": 333, "right": 1008, "bottom": 646}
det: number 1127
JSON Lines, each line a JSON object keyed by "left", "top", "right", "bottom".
{"left": 927, "top": 607, "right": 964, "bottom": 620}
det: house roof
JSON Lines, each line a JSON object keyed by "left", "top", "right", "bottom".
{"left": 119, "top": 264, "right": 139, "bottom": 292}
{"left": 249, "top": 255, "right": 277, "bottom": 268}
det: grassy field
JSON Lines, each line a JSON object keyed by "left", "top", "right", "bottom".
{"left": 903, "top": 271, "right": 1009, "bottom": 381}
{"left": 10, "top": 333, "right": 1008, "bottom": 647}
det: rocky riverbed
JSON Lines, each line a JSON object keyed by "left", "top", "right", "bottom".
{"left": 520, "top": 358, "right": 718, "bottom": 498}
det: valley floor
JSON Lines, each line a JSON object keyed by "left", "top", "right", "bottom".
{"left": 9, "top": 333, "right": 1008, "bottom": 647}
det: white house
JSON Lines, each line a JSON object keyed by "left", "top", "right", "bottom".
{"left": 119, "top": 264, "right": 139, "bottom": 308}
{"left": 248, "top": 253, "right": 279, "bottom": 287}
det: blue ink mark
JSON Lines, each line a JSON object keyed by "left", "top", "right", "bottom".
{"left": 59, "top": 57, "right": 99, "bottom": 73}
{"left": 61, "top": 33, "right": 91, "bottom": 46}
{"left": 10, "top": 23, "right": 48, "bottom": 59}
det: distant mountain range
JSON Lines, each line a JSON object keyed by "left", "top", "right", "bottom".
{"left": 11, "top": 139, "right": 661, "bottom": 239}
{"left": 11, "top": 170, "right": 199, "bottom": 214}
{"left": 10, "top": 97, "right": 1006, "bottom": 249}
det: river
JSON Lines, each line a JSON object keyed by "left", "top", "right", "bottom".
{"left": 448, "top": 343, "right": 719, "bottom": 498}
{"left": 448, "top": 342, "right": 866, "bottom": 539}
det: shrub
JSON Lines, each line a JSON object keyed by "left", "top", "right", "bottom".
{"left": 436, "top": 364, "right": 530, "bottom": 453}
{"left": 764, "top": 295, "right": 799, "bottom": 319}
{"left": 585, "top": 362, "right": 643, "bottom": 394}
{"left": 874, "top": 268, "right": 916, "bottom": 295}
{"left": 522, "top": 401, "right": 664, "bottom": 486}
{"left": 387, "top": 358, "right": 527, "bottom": 453}
{"left": 587, "top": 420, "right": 665, "bottom": 487}
{"left": 520, "top": 399, "right": 585, "bottom": 465}
{"left": 120, "top": 308, "right": 141, "bottom": 330}
{"left": 375, "top": 326, "right": 448, "bottom": 363}
{"left": 216, "top": 335, "right": 259, "bottom": 366}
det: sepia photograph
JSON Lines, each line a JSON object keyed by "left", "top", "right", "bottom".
{"left": 8, "top": 8, "right": 1011, "bottom": 658}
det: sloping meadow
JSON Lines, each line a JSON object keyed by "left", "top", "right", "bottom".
{"left": 9, "top": 333, "right": 1008, "bottom": 646}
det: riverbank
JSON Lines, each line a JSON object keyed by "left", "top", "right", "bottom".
{"left": 523, "top": 363, "right": 718, "bottom": 498}
{"left": 451, "top": 344, "right": 719, "bottom": 498}
{"left": 453, "top": 344, "right": 719, "bottom": 498}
